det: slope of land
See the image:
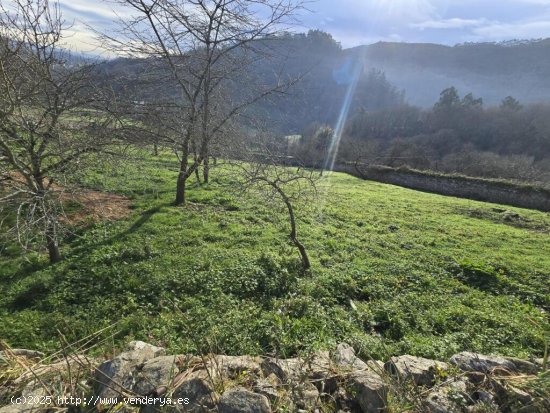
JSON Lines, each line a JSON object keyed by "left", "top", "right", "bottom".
{"left": 0, "top": 153, "right": 548, "bottom": 361}
{"left": 354, "top": 39, "right": 550, "bottom": 107}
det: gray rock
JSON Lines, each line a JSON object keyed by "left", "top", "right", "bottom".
{"left": 126, "top": 341, "right": 166, "bottom": 359}
{"left": 0, "top": 406, "right": 30, "bottom": 413}
{"left": 210, "top": 355, "right": 262, "bottom": 380}
{"left": 484, "top": 379, "right": 539, "bottom": 412}
{"left": 366, "top": 360, "right": 384, "bottom": 372}
{"left": 449, "top": 352, "right": 515, "bottom": 373}
{"left": 333, "top": 387, "right": 359, "bottom": 412}
{"left": 472, "top": 390, "right": 496, "bottom": 405}
{"left": 0, "top": 381, "right": 50, "bottom": 413}
{"left": 385, "top": 355, "right": 449, "bottom": 386}
{"left": 503, "top": 357, "right": 539, "bottom": 375}
{"left": 464, "top": 371, "right": 486, "bottom": 385}
{"left": 0, "top": 394, "right": 41, "bottom": 413}
{"left": 447, "top": 378, "right": 468, "bottom": 394}
{"left": 253, "top": 378, "right": 279, "bottom": 402}
{"left": 333, "top": 343, "right": 369, "bottom": 371}
{"left": 0, "top": 349, "right": 45, "bottom": 361}
{"left": 94, "top": 341, "right": 166, "bottom": 400}
{"left": 261, "top": 357, "right": 303, "bottom": 383}
{"left": 350, "top": 371, "right": 387, "bottom": 413}
{"left": 424, "top": 390, "right": 463, "bottom": 413}
{"left": 306, "top": 351, "right": 332, "bottom": 379}
{"left": 306, "top": 351, "right": 338, "bottom": 393}
{"left": 133, "top": 355, "right": 180, "bottom": 396}
{"left": 172, "top": 370, "right": 219, "bottom": 413}
{"left": 219, "top": 387, "right": 270, "bottom": 413}
{"left": 290, "top": 381, "right": 319, "bottom": 410}
{"left": 425, "top": 379, "right": 470, "bottom": 413}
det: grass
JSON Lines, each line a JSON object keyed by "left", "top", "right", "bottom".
{"left": 0, "top": 151, "right": 549, "bottom": 362}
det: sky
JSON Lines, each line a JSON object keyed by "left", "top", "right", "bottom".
{"left": 36, "top": 0, "right": 550, "bottom": 52}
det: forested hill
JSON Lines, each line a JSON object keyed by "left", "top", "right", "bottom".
{"left": 97, "top": 34, "right": 550, "bottom": 134}
{"left": 94, "top": 31, "right": 407, "bottom": 134}
{"left": 352, "top": 39, "right": 550, "bottom": 107}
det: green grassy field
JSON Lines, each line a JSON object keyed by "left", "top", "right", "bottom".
{"left": 1, "top": 153, "right": 549, "bottom": 361}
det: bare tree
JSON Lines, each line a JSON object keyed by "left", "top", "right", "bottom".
{"left": 101, "top": 0, "right": 304, "bottom": 205}
{"left": 230, "top": 138, "right": 318, "bottom": 271}
{"left": 0, "top": 0, "right": 115, "bottom": 263}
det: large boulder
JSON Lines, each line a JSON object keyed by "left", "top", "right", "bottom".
{"left": 385, "top": 355, "right": 449, "bottom": 386}
{"left": 171, "top": 369, "right": 219, "bottom": 413}
{"left": 333, "top": 343, "right": 370, "bottom": 371}
{"left": 449, "top": 352, "right": 515, "bottom": 373}
{"left": 350, "top": 371, "right": 387, "bottom": 413}
{"left": 94, "top": 341, "right": 166, "bottom": 400}
{"left": 219, "top": 387, "right": 271, "bottom": 413}
{"left": 133, "top": 355, "right": 181, "bottom": 396}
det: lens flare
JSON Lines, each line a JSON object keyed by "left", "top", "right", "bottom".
{"left": 323, "top": 55, "right": 363, "bottom": 173}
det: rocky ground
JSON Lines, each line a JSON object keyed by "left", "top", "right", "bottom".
{"left": 0, "top": 342, "right": 548, "bottom": 413}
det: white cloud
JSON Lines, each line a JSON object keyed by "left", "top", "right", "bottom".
{"left": 473, "top": 19, "right": 550, "bottom": 40}
{"left": 7, "top": 0, "right": 550, "bottom": 52}
{"left": 58, "top": 0, "right": 119, "bottom": 20}
{"left": 411, "top": 18, "right": 490, "bottom": 30}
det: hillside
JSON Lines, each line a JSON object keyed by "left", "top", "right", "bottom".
{"left": 1, "top": 153, "right": 548, "bottom": 360}
{"left": 354, "top": 39, "right": 550, "bottom": 107}
{"left": 95, "top": 34, "right": 550, "bottom": 133}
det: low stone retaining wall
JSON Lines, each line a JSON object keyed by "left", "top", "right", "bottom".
{"left": 2, "top": 341, "right": 548, "bottom": 413}
{"left": 341, "top": 164, "right": 550, "bottom": 212}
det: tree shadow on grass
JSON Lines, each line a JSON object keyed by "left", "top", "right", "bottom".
{"left": 66, "top": 202, "right": 170, "bottom": 257}
{"left": 3, "top": 203, "right": 171, "bottom": 311}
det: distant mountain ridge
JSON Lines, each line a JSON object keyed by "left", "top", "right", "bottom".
{"left": 351, "top": 39, "right": 550, "bottom": 107}
{"left": 92, "top": 34, "right": 550, "bottom": 132}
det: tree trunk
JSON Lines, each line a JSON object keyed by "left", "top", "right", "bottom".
{"left": 292, "top": 237, "right": 311, "bottom": 271}
{"left": 175, "top": 151, "right": 189, "bottom": 205}
{"left": 175, "top": 175, "right": 186, "bottom": 205}
{"left": 45, "top": 222, "right": 61, "bottom": 264}
{"left": 192, "top": 142, "right": 201, "bottom": 185}
{"left": 203, "top": 155, "right": 209, "bottom": 183}
{"left": 280, "top": 190, "right": 311, "bottom": 271}
{"left": 194, "top": 164, "right": 201, "bottom": 184}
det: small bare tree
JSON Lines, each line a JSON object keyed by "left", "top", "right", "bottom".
{"left": 0, "top": 0, "right": 115, "bottom": 263}
{"left": 231, "top": 140, "right": 318, "bottom": 271}
{"left": 101, "top": 0, "right": 304, "bottom": 205}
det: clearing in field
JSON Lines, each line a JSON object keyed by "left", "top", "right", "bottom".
{"left": 0, "top": 154, "right": 548, "bottom": 361}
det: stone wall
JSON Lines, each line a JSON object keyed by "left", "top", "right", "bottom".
{"left": 341, "top": 164, "right": 550, "bottom": 212}
{"left": 2, "top": 342, "right": 548, "bottom": 413}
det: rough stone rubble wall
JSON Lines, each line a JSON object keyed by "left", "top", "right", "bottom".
{"left": 340, "top": 164, "right": 550, "bottom": 212}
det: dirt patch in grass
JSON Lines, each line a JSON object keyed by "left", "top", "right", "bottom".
{"left": 1, "top": 172, "right": 132, "bottom": 225}
{"left": 59, "top": 190, "right": 132, "bottom": 225}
